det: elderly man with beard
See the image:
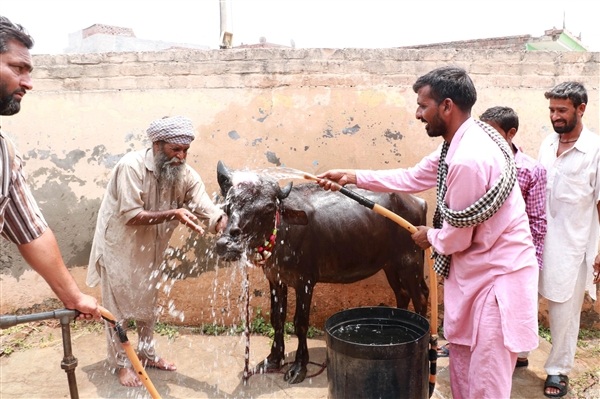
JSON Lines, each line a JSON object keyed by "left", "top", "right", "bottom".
{"left": 87, "top": 116, "right": 227, "bottom": 387}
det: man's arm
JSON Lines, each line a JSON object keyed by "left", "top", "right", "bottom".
{"left": 525, "top": 166, "right": 547, "bottom": 269}
{"left": 127, "top": 208, "right": 205, "bottom": 235}
{"left": 17, "top": 228, "right": 100, "bottom": 319}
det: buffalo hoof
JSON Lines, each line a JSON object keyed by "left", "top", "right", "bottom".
{"left": 284, "top": 362, "right": 307, "bottom": 384}
{"left": 254, "top": 357, "right": 283, "bottom": 374}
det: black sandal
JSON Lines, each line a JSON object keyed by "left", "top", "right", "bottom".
{"left": 544, "top": 374, "right": 568, "bottom": 398}
{"left": 515, "top": 358, "right": 528, "bottom": 368}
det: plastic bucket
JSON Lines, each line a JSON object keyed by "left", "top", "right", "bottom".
{"left": 325, "top": 306, "right": 430, "bottom": 399}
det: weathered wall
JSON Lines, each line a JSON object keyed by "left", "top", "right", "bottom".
{"left": 1, "top": 48, "right": 599, "bottom": 329}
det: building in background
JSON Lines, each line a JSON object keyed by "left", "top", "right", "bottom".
{"left": 65, "top": 24, "right": 587, "bottom": 53}
{"left": 65, "top": 24, "right": 209, "bottom": 53}
{"left": 401, "top": 28, "right": 588, "bottom": 51}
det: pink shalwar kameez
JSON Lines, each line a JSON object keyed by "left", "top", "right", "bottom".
{"left": 357, "top": 118, "right": 539, "bottom": 398}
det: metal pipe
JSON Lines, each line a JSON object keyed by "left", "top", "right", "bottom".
{"left": 59, "top": 313, "right": 79, "bottom": 399}
{"left": 0, "top": 309, "right": 79, "bottom": 329}
{"left": 0, "top": 308, "right": 80, "bottom": 399}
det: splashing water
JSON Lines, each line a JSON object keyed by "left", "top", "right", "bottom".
{"left": 252, "top": 166, "right": 318, "bottom": 182}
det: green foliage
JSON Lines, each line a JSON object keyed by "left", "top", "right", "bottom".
{"left": 577, "top": 327, "right": 600, "bottom": 349}
{"left": 249, "top": 308, "right": 275, "bottom": 337}
{"left": 154, "top": 322, "right": 179, "bottom": 339}
{"left": 0, "top": 325, "right": 31, "bottom": 356}
{"left": 539, "top": 325, "right": 552, "bottom": 343}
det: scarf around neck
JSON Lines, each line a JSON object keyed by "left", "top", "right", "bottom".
{"left": 432, "top": 119, "right": 517, "bottom": 278}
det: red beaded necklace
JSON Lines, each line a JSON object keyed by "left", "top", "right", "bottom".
{"left": 253, "top": 210, "right": 280, "bottom": 266}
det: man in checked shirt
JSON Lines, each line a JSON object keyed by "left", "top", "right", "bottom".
{"left": 481, "top": 106, "right": 547, "bottom": 369}
{"left": 0, "top": 16, "right": 100, "bottom": 320}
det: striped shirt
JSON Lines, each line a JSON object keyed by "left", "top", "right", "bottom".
{"left": 514, "top": 145, "right": 547, "bottom": 270}
{"left": 0, "top": 132, "right": 48, "bottom": 244}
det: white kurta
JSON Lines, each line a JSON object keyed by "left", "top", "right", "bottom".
{"left": 87, "top": 148, "right": 223, "bottom": 320}
{"left": 538, "top": 127, "right": 600, "bottom": 302}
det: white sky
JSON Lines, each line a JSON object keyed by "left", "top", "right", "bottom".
{"left": 2, "top": 0, "right": 599, "bottom": 53}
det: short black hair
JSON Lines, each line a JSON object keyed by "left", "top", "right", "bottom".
{"left": 480, "top": 106, "right": 519, "bottom": 133}
{"left": 412, "top": 66, "right": 477, "bottom": 112}
{"left": 0, "top": 16, "right": 34, "bottom": 53}
{"left": 544, "top": 82, "right": 587, "bottom": 108}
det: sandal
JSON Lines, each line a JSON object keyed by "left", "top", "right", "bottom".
{"left": 515, "top": 358, "right": 529, "bottom": 368}
{"left": 437, "top": 343, "right": 450, "bottom": 358}
{"left": 544, "top": 374, "right": 568, "bottom": 398}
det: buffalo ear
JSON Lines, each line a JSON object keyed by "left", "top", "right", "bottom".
{"left": 281, "top": 208, "right": 309, "bottom": 225}
{"left": 217, "top": 161, "right": 233, "bottom": 196}
{"left": 278, "top": 182, "right": 293, "bottom": 199}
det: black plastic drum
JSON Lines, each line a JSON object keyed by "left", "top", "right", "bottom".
{"left": 325, "top": 306, "right": 430, "bottom": 399}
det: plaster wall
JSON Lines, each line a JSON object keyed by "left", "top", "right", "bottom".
{"left": 1, "top": 48, "right": 598, "bottom": 329}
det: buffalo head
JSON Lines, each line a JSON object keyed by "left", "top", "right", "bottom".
{"left": 215, "top": 161, "right": 301, "bottom": 261}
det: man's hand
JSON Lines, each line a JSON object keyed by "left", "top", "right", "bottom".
{"left": 73, "top": 294, "right": 101, "bottom": 320}
{"left": 173, "top": 208, "right": 205, "bottom": 235}
{"left": 216, "top": 214, "right": 228, "bottom": 233}
{"left": 316, "top": 169, "right": 357, "bottom": 191}
{"left": 411, "top": 226, "right": 432, "bottom": 249}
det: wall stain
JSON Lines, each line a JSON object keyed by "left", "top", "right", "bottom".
{"left": 265, "top": 151, "right": 281, "bottom": 166}
{"left": 89, "top": 145, "right": 126, "bottom": 169}
{"left": 322, "top": 128, "right": 334, "bottom": 138}
{"left": 384, "top": 129, "right": 404, "bottom": 141}
{"left": 228, "top": 130, "right": 241, "bottom": 140}
{"left": 25, "top": 149, "right": 87, "bottom": 172}
{"left": 256, "top": 107, "right": 269, "bottom": 122}
{"left": 342, "top": 124, "right": 360, "bottom": 135}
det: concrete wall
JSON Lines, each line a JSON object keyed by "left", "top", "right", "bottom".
{"left": 1, "top": 48, "right": 598, "bottom": 329}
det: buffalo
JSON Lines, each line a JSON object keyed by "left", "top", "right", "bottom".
{"left": 215, "top": 161, "right": 429, "bottom": 384}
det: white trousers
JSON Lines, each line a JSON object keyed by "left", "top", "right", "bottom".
{"left": 544, "top": 259, "right": 587, "bottom": 376}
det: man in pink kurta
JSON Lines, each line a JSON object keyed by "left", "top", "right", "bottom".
{"left": 318, "top": 67, "right": 539, "bottom": 398}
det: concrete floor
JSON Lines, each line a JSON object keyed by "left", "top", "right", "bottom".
{"left": 2, "top": 325, "right": 597, "bottom": 399}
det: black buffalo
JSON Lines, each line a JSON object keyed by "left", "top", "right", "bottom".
{"left": 215, "top": 161, "right": 429, "bottom": 384}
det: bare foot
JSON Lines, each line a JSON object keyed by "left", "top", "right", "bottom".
{"left": 141, "top": 356, "right": 177, "bottom": 371}
{"left": 118, "top": 367, "right": 142, "bottom": 387}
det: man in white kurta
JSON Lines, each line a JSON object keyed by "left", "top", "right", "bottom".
{"left": 87, "top": 116, "right": 226, "bottom": 387}
{"left": 538, "top": 82, "right": 600, "bottom": 398}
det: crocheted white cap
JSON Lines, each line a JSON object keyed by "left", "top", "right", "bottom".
{"left": 146, "top": 116, "right": 195, "bottom": 145}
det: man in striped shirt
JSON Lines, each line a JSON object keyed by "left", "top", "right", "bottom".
{"left": 0, "top": 16, "right": 99, "bottom": 320}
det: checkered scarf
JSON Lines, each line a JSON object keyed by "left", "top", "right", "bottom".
{"left": 432, "top": 120, "right": 517, "bottom": 278}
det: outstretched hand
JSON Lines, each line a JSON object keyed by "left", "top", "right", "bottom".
{"left": 315, "top": 169, "right": 357, "bottom": 191}
{"left": 174, "top": 208, "right": 205, "bottom": 235}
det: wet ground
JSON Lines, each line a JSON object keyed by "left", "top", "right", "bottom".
{"left": 1, "top": 320, "right": 599, "bottom": 399}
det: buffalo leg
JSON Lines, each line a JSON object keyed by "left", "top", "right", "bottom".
{"left": 284, "top": 281, "right": 314, "bottom": 384}
{"left": 256, "top": 280, "right": 288, "bottom": 372}
{"left": 404, "top": 254, "right": 429, "bottom": 317}
{"left": 383, "top": 266, "right": 411, "bottom": 309}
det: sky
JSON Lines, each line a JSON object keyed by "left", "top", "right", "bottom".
{"left": 2, "top": 0, "right": 599, "bottom": 54}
